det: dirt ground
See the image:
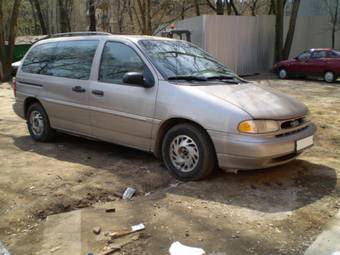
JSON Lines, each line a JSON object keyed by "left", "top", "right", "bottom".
{"left": 0, "top": 75, "right": 339, "bottom": 255}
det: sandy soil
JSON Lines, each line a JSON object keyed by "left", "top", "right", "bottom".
{"left": 0, "top": 75, "right": 339, "bottom": 255}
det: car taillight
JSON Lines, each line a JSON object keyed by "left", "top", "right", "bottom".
{"left": 12, "top": 78, "right": 16, "bottom": 97}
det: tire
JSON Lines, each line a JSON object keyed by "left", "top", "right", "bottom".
{"left": 161, "top": 123, "right": 216, "bottom": 181}
{"left": 278, "top": 68, "right": 288, "bottom": 79}
{"left": 27, "top": 103, "right": 55, "bottom": 142}
{"left": 324, "top": 71, "right": 336, "bottom": 83}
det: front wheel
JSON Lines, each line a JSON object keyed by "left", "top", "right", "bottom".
{"left": 324, "top": 71, "right": 336, "bottom": 83}
{"left": 161, "top": 123, "right": 216, "bottom": 181}
{"left": 27, "top": 103, "right": 55, "bottom": 142}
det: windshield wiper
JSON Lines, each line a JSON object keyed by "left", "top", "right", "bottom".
{"left": 168, "top": 75, "right": 207, "bottom": 81}
{"left": 205, "top": 75, "right": 243, "bottom": 84}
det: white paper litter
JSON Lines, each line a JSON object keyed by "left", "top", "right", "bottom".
{"left": 131, "top": 223, "right": 145, "bottom": 232}
{"left": 169, "top": 241, "right": 205, "bottom": 255}
{"left": 0, "top": 241, "right": 10, "bottom": 255}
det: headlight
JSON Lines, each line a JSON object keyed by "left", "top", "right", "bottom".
{"left": 238, "top": 120, "right": 280, "bottom": 134}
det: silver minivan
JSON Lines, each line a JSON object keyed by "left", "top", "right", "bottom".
{"left": 13, "top": 33, "right": 316, "bottom": 181}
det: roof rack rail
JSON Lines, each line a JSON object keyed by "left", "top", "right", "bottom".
{"left": 50, "top": 32, "right": 111, "bottom": 38}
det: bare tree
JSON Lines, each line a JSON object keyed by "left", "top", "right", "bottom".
{"left": 250, "top": 0, "right": 258, "bottom": 16}
{"left": 58, "top": 0, "right": 72, "bottom": 32}
{"left": 0, "top": 0, "right": 22, "bottom": 81}
{"left": 216, "top": 0, "right": 225, "bottom": 15}
{"left": 88, "top": 0, "right": 96, "bottom": 31}
{"left": 31, "top": 0, "right": 48, "bottom": 34}
{"left": 194, "top": 0, "right": 201, "bottom": 16}
{"left": 325, "top": 0, "right": 340, "bottom": 48}
{"left": 274, "top": 0, "right": 284, "bottom": 62}
{"left": 282, "top": 0, "right": 300, "bottom": 59}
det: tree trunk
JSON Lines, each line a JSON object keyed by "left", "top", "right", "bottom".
{"left": 226, "top": 2, "right": 232, "bottom": 15}
{"left": 251, "top": 0, "right": 258, "bottom": 16}
{"left": 194, "top": 0, "right": 200, "bottom": 16}
{"left": 332, "top": 0, "right": 339, "bottom": 48}
{"left": 0, "top": 0, "right": 5, "bottom": 81}
{"left": 0, "top": 0, "right": 22, "bottom": 81}
{"left": 216, "top": 0, "right": 224, "bottom": 15}
{"left": 58, "top": 0, "right": 71, "bottom": 33}
{"left": 146, "top": 0, "right": 152, "bottom": 35}
{"left": 274, "top": 0, "right": 284, "bottom": 62}
{"left": 88, "top": 0, "right": 96, "bottom": 31}
{"left": 268, "top": 0, "right": 275, "bottom": 15}
{"left": 282, "top": 0, "right": 300, "bottom": 60}
{"left": 31, "top": 0, "right": 48, "bottom": 34}
{"left": 230, "top": 0, "right": 239, "bottom": 15}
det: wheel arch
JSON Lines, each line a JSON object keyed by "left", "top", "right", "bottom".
{"left": 24, "top": 97, "right": 42, "bottom": 119}
{"left": 153, "top": 117, "right": 216, "bottom": 159}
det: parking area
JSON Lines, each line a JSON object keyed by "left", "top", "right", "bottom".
{"left": 0, "top": 75, "right": 339, "bottom": 255}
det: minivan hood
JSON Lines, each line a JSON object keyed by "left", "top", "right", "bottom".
{"left": 196, "top": 83, "right": 308, "bottom": 120}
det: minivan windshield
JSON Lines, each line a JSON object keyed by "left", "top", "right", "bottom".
{"left": 138, "top": 39, "right": 242, "bottom": 83}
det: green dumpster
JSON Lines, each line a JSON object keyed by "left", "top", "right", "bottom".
{"left": 13, "top": 44, "right": 32, "bottom": 62}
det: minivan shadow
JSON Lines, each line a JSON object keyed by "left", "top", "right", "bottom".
{"left": 12, "top": 133, "right": 337, "bottom": 213}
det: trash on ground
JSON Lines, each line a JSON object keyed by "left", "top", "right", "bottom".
{"left": 105, "top": 208, "right": 116, "bottom": 213}
{"left": 93, "top": 226, "right": 101, "bottom": 235}
{"left": 107, "top": 223, "right": 145, "bottom": 240}
{"left": 131, "top": 223, "right": 145, "bottom": 232}
{"left": 169, "top": 241, "right": 205, "bottom": 255}
{"left": 113, "top": 191, "right": 123, "bottom": 199}
{"left": 98, "top": 244, "right": 121, "bottom": 255}
{"left": 0, "top": 241, "right": 11, "bottom": 255}
{"left": 122, "top": 187, "right": 136, "bottom": 200}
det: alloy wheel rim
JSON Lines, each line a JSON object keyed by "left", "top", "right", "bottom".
{"left": 29, "top": 110, "right": 44, "bottom": 136}
{"left": 325, "top": 72, "right": 334, "bottom": 82}
{"left": 169, "top": 135, "right": 199, "bottom": 173}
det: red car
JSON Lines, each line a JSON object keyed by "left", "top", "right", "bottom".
{"left": 273, "top": 48, "right": 340, "bottom": 83}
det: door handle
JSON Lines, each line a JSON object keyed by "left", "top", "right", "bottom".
{"left": 92, "top": 90, "right": 104, "bottom": 96}
{"left": 72, "top": 86, "right": 86, "bottom": 93}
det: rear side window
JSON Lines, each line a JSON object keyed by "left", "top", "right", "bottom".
{"left": 99, "top": 41, "right": 146, "bottom": 84}
{"left": 327, "top": 50, "right": 340, "bottom": 58}
{"left": 22, "top": 40, "right": 98, "bottom": 80}
{"left": 51, "top": 40, "right": 98, "bottom": 80}
{"left": 22, "top": 43, "right": 57, "bottom": 75}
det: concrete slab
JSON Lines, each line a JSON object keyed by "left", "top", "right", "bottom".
{"left": 304, "top": 211, "right": 340, "bottom": 255}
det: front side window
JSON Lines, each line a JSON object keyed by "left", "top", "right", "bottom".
{"left": 22, "top": 42, "right": 57, "bottom": 75}
{"left": 51, "top": 40, "right": 98, "bottom": 80}
{"left": 297, "top": 51, "right": 311, "bottom": 61}
{"left": 99, "top": 41, "right": 146, "bottom": 84}
{"left": 138, "top": 39, "right": 240, "bottom": 82}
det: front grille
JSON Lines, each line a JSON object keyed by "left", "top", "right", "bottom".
{"left": 281, "top": 117, "right": 304, "bottom": 129}
{"left": 276, "top": 126, "right": 308, "bottom": 138}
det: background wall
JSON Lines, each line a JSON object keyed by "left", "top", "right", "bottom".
{"left": 176, "top": 15, "right": 340, "bottom": 75}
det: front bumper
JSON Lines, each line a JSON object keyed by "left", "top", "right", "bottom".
{"left": 208, "top": 123, "right": 316, "bottom": 170}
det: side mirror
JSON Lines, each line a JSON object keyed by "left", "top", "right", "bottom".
{"left": 123, "top": 72, "right": 154, "bottom": 88}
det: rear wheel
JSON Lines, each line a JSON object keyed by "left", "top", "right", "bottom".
{"left": 161, "top": 123, "right": 216, "bottom": 181}
{"left": 278, "top": 68, "right": 288, "bottom": 79}
{"left": 27, "top": 103, "right": 55, "bottom": 142}
{"left": 324, "top": 71, "right": 336, "bottom": 83}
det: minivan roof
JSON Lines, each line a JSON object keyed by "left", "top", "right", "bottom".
{"left": 34, "top": 34, "right": 176, "bottom": 45}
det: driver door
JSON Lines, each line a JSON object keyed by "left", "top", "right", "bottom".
{"left": 89, "top": 40, "right": 158, "bottom": 151}
{"left": 292, "top": 51, "right": 312, "bottom": 76}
